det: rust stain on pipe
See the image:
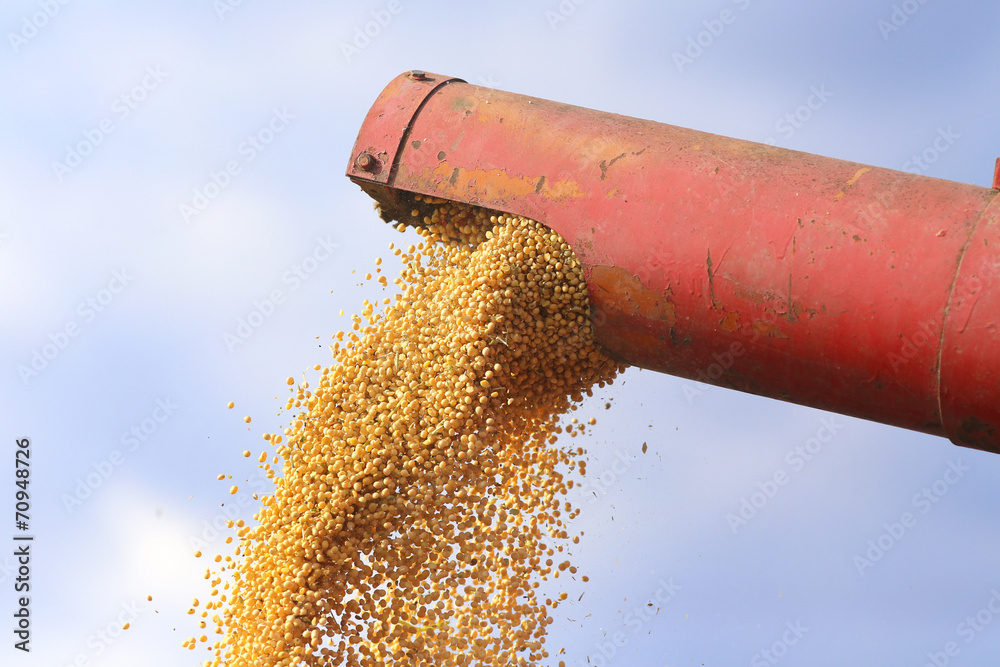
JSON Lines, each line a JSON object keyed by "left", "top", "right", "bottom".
{"left": 847, "top": 167, "right": 871, "bottom": 187}
{"left": 421, "top": 162, "right": 586, "bottom": 203}
{"left": 590, "top": 266, "right": 677, "bottom": 324}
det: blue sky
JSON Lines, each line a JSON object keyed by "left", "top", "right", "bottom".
{"left": 3, "top": 1, "right": 1000, "bottom": 665}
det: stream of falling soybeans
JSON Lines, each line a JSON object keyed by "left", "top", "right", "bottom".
{"left": 188, "top": 200, "right": 624, "bottom": 666}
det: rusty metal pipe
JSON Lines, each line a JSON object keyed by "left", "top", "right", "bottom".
{"left": 346, "top": 70, "right": 1000, "bottom": 454}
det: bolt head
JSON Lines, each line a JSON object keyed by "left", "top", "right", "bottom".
{"left": 408, "top": 70, "right": 428, "bottom": 81}
{"left": 356, "top": 152, "right": 376, "bottom": 171}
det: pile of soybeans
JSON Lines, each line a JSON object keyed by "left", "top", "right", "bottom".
{"left": 188, "top": 199, "right": 625, "bottom": 666}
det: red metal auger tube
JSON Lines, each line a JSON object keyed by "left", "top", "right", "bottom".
{"left": 347, "top": 70, "right": 1000, "bottom": 454}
